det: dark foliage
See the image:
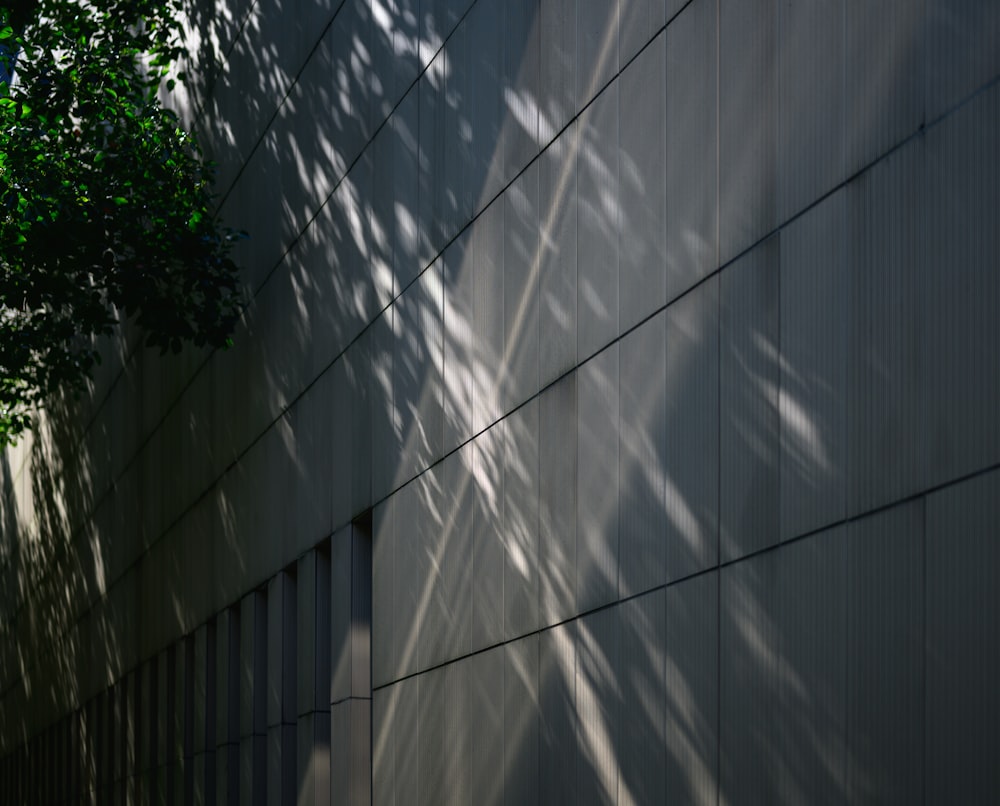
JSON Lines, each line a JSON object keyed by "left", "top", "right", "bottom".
{"left": 0, "top": 0, "right": 244, "bottom": 444}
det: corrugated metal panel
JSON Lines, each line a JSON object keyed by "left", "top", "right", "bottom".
{"left": 665, "top": 277, "right": 719, "bottom": 581}
{"left": 393, "top": 260, "right": 443, "bottom": 487}
{"left": 443, "top": 231, "right": 477, "bottom": 454}
{"left": 296, "top": 710, "right": 330, "bottom": 806}
{"left": 777, "top": 0, "right": 845, "bottom": 223}
{"left": 776, "top": 529, "right": 848, "bottom": 804}
{"left": 505, "top": 400, "right": 540, "bottom": 639}
{"left": 720, "top": 237, "right": 779, "bottom": 562}
{"left": 419, "top": 666, "right": 446, "bottom": 806}
{"left": 395, "top": 676, "right": 421, "bottom": 806}
{"left": 505, "top": 635, "right": 540, "bottom": 806}
{"left": 578, "top": 345, "right": 620, "bottom": 613}
{"left": 504, "top": 0, "right": 541, "bottom": 183}
{"left": 577, "top": 82, "right": 620, "bottom": 361}
{"left": 620, "top": 0, "right": 667, "bottom": 67}
{"left": 539, "top": 374, "right": 579, "bottom": 626}
{"left": 395, "top": 477, "right": 429, "bottom": 678}
{"left": 469, "top": 647, "right": 505, "bottom": 806}
{"left": 847, "top": 142, "right": 928, "bottom": 515}
{"left": 720, "top": 557, "right": 774, "bottom": 805}
{"left": 926, "top": 0, "right": 1000, "bottom": 120}
{"left": 666, "top": 0, "right": 718, "bottom": 301}
{"left": 845, "top": 502, "right": 924, "bottom": 805}
{"left": 372, "top": 687, "right": 397, "bottom": 806}
{"left": 539, "top": 621, "right": 578, "bottom": 806}
{"left": 443, "top": 659, "right": 472, "bottom": 806}
{"left": 844, "top": 1, "right": 925, "bottom": 175}
{"left": 429, "top": 450, "right": 474, "bottom": 664}
{"left": 468, "top": 0, "right": 506, "bottom": 210}
{"left": 473, "top": 421, "right": 506, "bottom": 651}
{"left": 618, "top": 591, "right": 666, "bottom": 806}
{"left": 779, "top": 189, "right": 848, "bottom": 540}
{"left": 393, "top": 90, "right": 421, "bottom": 294}
{"left": 577, "top": 0, "right": 619, "bottom": 109}
{"left": 539, "top": 0, "right": 578, "bottom": 143}
{"left": 576, "top": 607, "right": 620, "bottom": 806}
{"left": 719, "top": 0, "right": 778, "bottom": 265}
{"left": 504, "top": 163, "right": 541, "bottom": 413}
{"left": 619, "top": 32, "right": 667, "bottom": 333}
{"left": 419, "top": 48, "right": 449, "bottom": 266}
{"left": 926, "top": 470, "right": 1000, "bottom": 802}
{"left": 538, "top": 125, "right": 579, "bottom": 386}
{"left": 922, "top": 84, "right": 1000, "bottom": 487}
{"left": 618, "top": 311, "right": 668, "bottom": 597}
{"left": 474, "top": 198, "right": 506, "bottom": 434}
{"left": 372, "top": 500, "right": 394, "bottom": 688}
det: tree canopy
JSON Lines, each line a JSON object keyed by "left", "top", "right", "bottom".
{"left": 0, "top": 0, "right": 243, "bottom": 445}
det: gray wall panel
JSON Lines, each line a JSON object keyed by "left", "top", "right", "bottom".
{"left": 926, "top": 471, "right": 1000, "bottom": 802}
{"left": 539, "top": 622, "right": 577, "bottom": 806}
{"left": 394, "top": 676, "right": 420, "bottom": 806}
{"left": 619, "top": 32, "right": 667, "bottom": 332}
{"left": 618, "top": 591, "right": 666, "bottom": 806}
{"left": 331, "top": 697, "right": 371, "bottom": 806}
{"left": 504, "top": 0, "right": 541, "bottom": 183}
{"left": 577, "top": 345, "right": 620, "bottom": 613}
{"left": 503, "top": 164, "right": 541, "bottom": 414}
{"left": 426, "top": 451, "right": 473, "bottom": 665}
{"left": 419, "top": 48, "right": 450, "bottom": 267}
{"left": 780, "top": 190, "right": 848, "bottom": 540}
{"left": 666, "top": 573, "right": 717, "bottom": 806}
{"left": 844, "top": 1, "right": 925, "bottom": 175}
{"left": 720, "top": 237, "right": 780, "bottom": 562}
{"left": 577, "top": 82, "right": 620, "bottom": 360}
{"left": 721, "top": 556, "right": 775, "bottom": 806}
{"left": 539, "top": 374, "right": 578, "bottom": 626}
{"left": 719, "top": 0, "right": 778, "bottom": 265}
{"left": 393, "top": 260, "right": 443, "bottom": 487}
{"left": 474, "top": 198, "right": 506, "bottom": 434}
{"left": 665, "top": 278, "right": 719, "bottom": 581}
{"left": 776, "top": 531, "right": 847, "bottom": 804}
{"left": 576, "top": 607, "right": 620, "bottom": 806}
{"left": 443, "top": 231, "right": 476, "bottom": 453}
{"left": 372, "top": 500, "right": 394, "bottom": 689}
{"left": 539, "top": 0, "right": 577, "bottom": 141}
{"left": 922, "top": 85, "right": 1000, "bottom": 487}
{"left": 926, "top": 0, "right": 1000, "bottom": 120}
{"left": 395, "top": 478, "right": 428, "bottom": 678}
{"left": 618, "top": 311, "right": 668, "bottom": 597}
{"left": 443, "top": 660, "right": 471, "bottom": 806}
{"left": 538, "top": 127, "right": 579, "bottom": 386}
{"left": 473, "top": 421, "right": 506, "bottom": 651}
{"left": 469, "top": 648, "right": 505, "bottom": 806}
{"left": 418, "top": 666, "right": 445, "bottom": 806}
{"left": 468, "top": 0, "right": 507, "bottom": 209}
{"left": 504, "top": 400, "right": 540, "bottom": 639}
{"left": 577, "top": 0, "right": 619, "bottom": 109}
{"left": 666, "top": 0, "right": 718, "bottom": 300}
{"left": 778, "top": 0, "right": 845, "bottom": 223}
{"left": 372, "top": 687, "right": 396, "bottom": 806}
{"left": 620, "top": 0, "right": 667, "bottom": 67}
{"left": 845, "top": 503, "right": 924, "bottom": 805}
{"left": 505, "top": 635, "right": 540, "bottom": 806}
{"left": 295, "top": 711, "right": 330, "bottom": 806}
{"left": 847, "top": 143, "right": 929, "bottom": 514}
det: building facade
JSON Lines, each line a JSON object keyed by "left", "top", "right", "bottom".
{"left": 3, "top": 0, "right": 1000, "bottom": 802}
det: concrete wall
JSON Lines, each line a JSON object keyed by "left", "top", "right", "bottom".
{"left": 3, "top": 0, "right": 1000, "bottom": 802}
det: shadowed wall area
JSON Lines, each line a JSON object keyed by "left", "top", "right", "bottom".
{"left": 3, "top": 0, "right": 1000, "bottom": 803}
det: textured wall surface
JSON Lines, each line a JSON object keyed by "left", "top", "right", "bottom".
{"left": 2, "top": 0, "right": 1000, "bottom": 802}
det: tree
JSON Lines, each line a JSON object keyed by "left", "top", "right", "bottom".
{"left": 0, "top": 0, "right": 243, "bottom": 445}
